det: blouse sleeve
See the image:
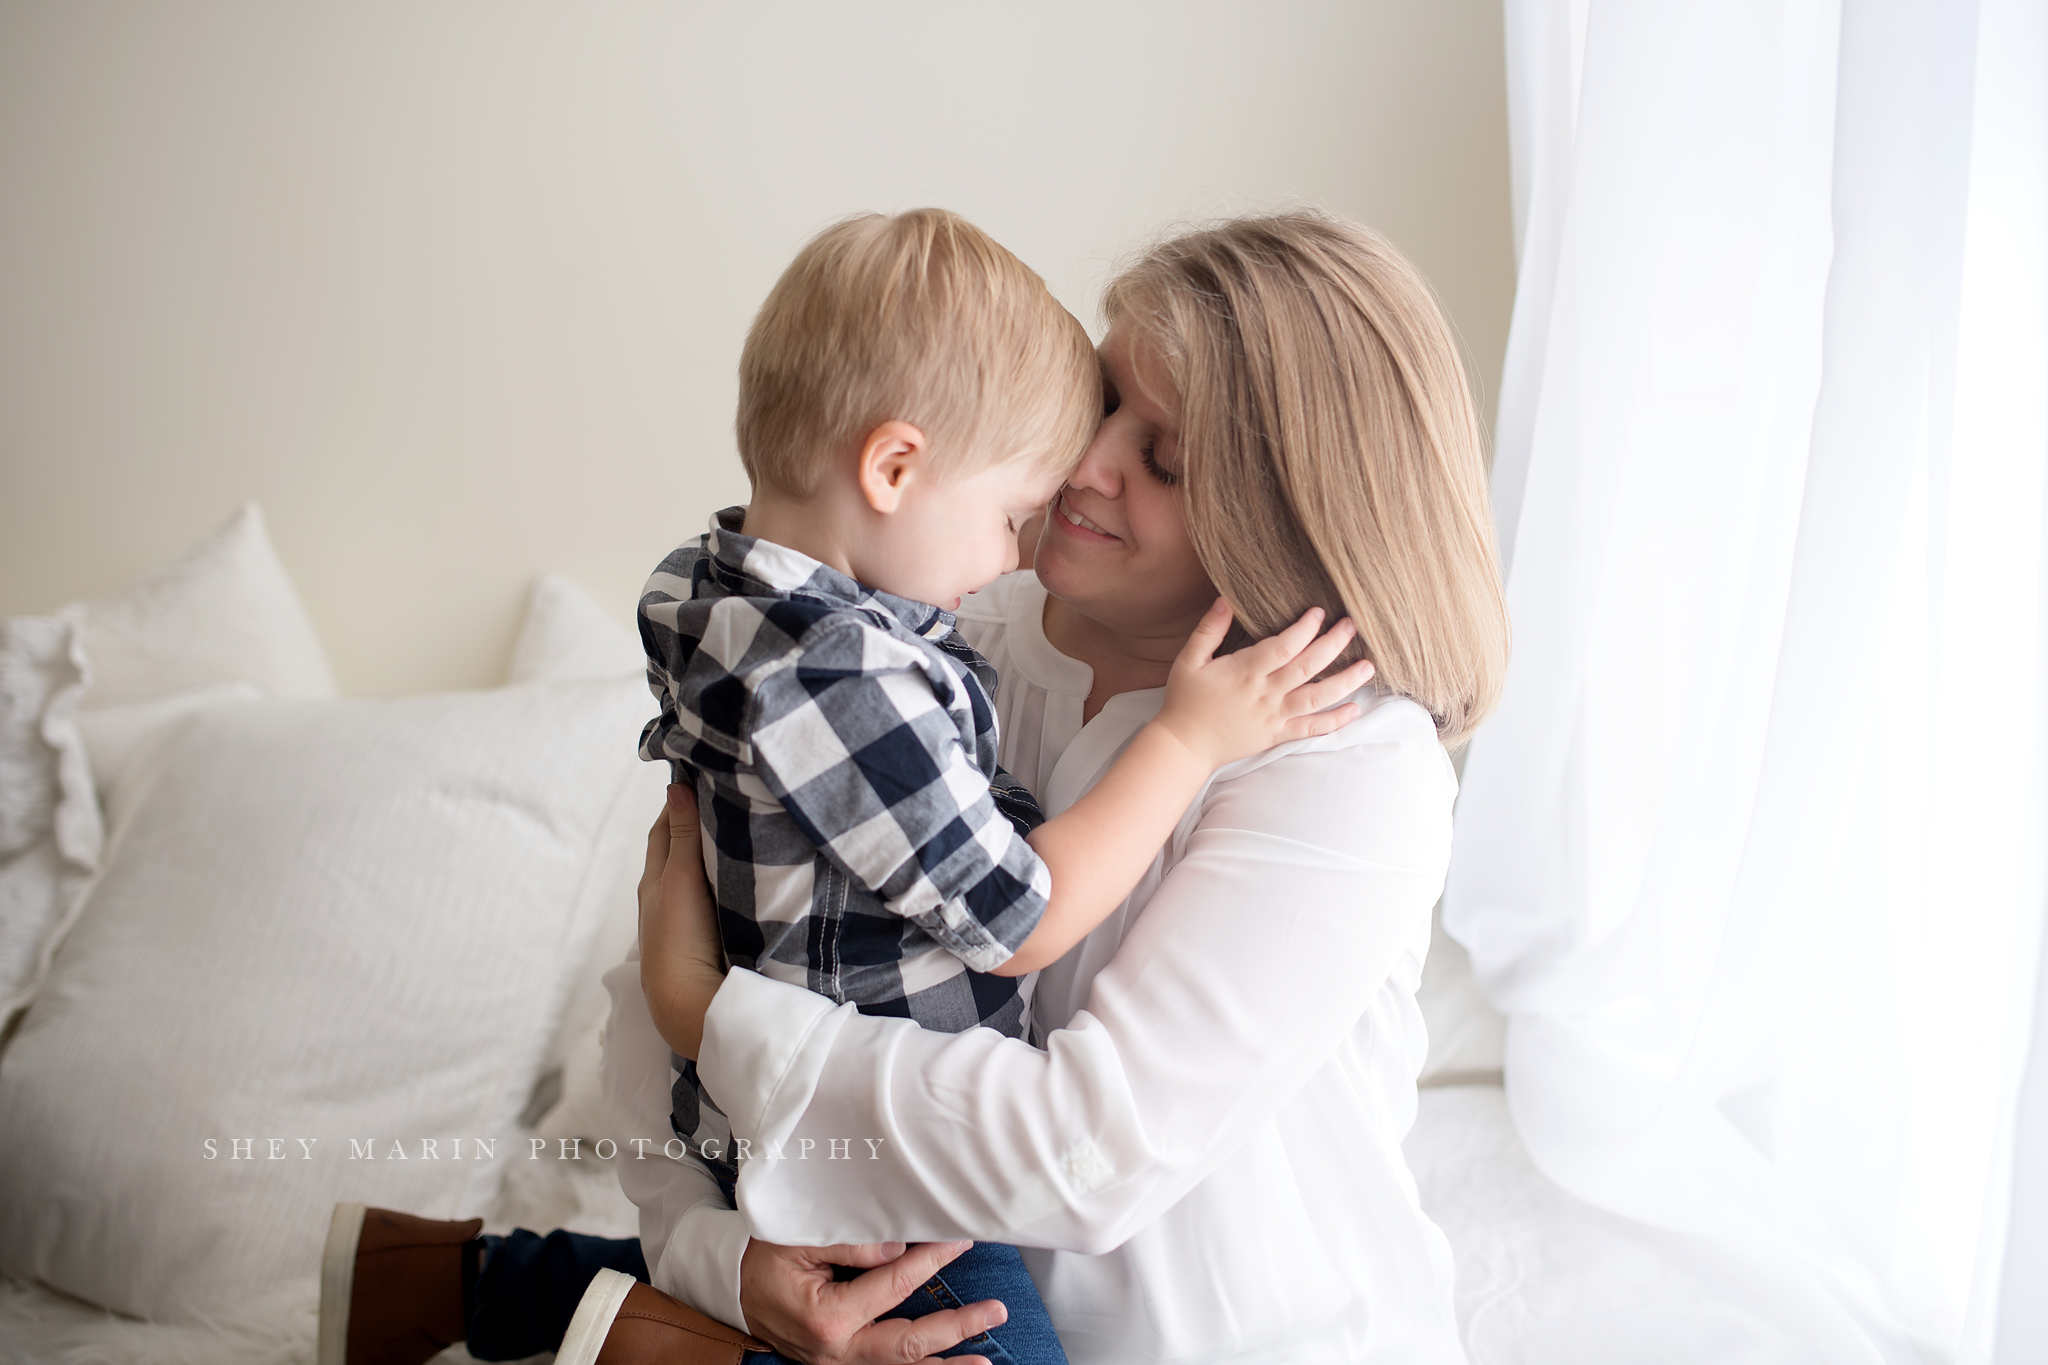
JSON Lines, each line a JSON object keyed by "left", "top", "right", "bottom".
{"left": 696, "top": 704, "right": 1455, "bottom": 1254}
{"left": 600, "top": 949, "right": 753, "bottom": 1330}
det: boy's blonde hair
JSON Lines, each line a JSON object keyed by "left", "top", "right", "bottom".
{"left": 1104, "top": 211, "right": 1510, "bottom": 749}
{"left": 738, "top": 209, "right": 1100, "bottom": 497}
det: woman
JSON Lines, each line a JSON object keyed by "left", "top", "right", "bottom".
{"left": 629, "top": 209, "right": 1506, "bottom": 1365}
{"left": 325, "top": 211, "right": 1506, "bottom": 1365}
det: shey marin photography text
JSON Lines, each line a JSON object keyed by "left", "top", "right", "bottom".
{"left": 199, "top": 1135, "right": 890, "bottom": 1163}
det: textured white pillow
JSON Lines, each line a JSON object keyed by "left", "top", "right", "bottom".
{"left": 502, "top": 572, "right": 664, "bottom": 1139}
{"left": 79, "top": 504, "right": 336, "bottom": 709}
{"left": 506, "top": 572, "right": 647, "bottom": 686}
{"left": 534, "top": 762, "right": 664, "bottom": 1142}
{"left": 72, "top": 684, "right": 268, "bottom": 836}
{"left": 0, "top": 677, "right": 650, "bottom": 1322}
{"left": 1, "top": 503, "right": 337, "bottom": 1029}
{"left": 0, "top": 612, "right": 100, "bottom": 1019}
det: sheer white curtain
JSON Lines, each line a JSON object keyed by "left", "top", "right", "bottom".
{"left": 1446, "top": 1, "right": 2047, "bottom": 1361}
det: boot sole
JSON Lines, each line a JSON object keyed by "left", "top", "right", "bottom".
{"left": 555, "top": 1267, "right": 637, "bottom": 1365}
{"left": 317, "top": 1202, "right": 368, "bottom": 1365}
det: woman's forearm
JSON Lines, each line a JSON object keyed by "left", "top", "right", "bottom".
{"left": 637, "top": 782, "right": 728, "bottom": 1059}
{"left": 642, "top": 958, "right": 725, "bottom": 1061}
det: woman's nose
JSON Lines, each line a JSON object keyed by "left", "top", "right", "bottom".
{"left": 1067, "top": 424, "right": 1125, "bottom": 498}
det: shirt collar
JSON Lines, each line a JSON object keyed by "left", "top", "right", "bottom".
{"left": 705, "top": 506, "right": 957, "bottom": 642}
{"left": 997, "top": 572, "right": 1097, "bottom": 699}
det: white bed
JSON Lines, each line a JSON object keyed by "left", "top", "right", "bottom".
{"left": 0, "top": 508, "right": 1810, "bottom": 1365}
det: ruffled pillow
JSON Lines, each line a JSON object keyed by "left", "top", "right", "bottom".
{"left": 0, "top": 611, "right": 101, "bottom": 1019}
{"left": 0, "top": 504, "right": 337, "bottom": 1027}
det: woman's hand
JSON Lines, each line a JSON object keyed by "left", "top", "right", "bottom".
{"left": 638, "top": 784, "right": 728, "bottom": 1059}
{"left": 741, "top": 1238, "right": 1003, "bottom": 1365}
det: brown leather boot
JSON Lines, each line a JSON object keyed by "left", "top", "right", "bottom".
{"left": 317, "top": 1203, "right": 481, "bottom": 1365}
{"left": 555, "top": 1268, "right": 771, "bottom": 1365}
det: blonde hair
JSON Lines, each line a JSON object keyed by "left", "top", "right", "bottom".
{"left": 738, "top": 209, "right": 1099, "bottom": 497}
{"left": 1104, "top": 211, "right": 1509, "bottom": 748}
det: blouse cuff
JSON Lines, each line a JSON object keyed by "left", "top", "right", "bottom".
{"left": 651, "top": 1201, "right": 753, "bottom": 1332}
{"left": 699, "top": 967, "right": 845, "bottom": 1147}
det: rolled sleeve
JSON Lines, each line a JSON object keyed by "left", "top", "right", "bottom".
{"left": 697, "top": 967, "right": 844, "bottom": 1145}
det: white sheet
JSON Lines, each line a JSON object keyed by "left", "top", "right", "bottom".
{"left": 1407, "top": 1085, "right": 1863, "bottom": 1365}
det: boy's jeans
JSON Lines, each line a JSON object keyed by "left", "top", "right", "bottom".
{"left": 465, "top": 1228, "right": 1068, "bottom": 1365}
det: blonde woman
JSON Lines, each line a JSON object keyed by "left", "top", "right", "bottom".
{"left": 327, "top": 212, "right": 1506, "bottom": 1365}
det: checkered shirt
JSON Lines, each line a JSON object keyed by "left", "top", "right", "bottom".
{"left": 639, "top": 507, "right": 1050, "bottom": 1184}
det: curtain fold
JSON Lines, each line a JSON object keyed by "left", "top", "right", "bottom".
{"left": 1447, "top": 2, "right": 2048, "bottom": 1360}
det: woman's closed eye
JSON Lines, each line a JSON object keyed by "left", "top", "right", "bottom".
{"left": 1140, "top": 440, "right": 1181, "bottom": 487}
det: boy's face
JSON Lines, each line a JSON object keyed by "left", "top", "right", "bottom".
{"left": 876, "top": 456, "right": 1067, "bottom": 610}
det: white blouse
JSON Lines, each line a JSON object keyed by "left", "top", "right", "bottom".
{"left": 603, "top": 572, "right": 1466, "bottom": 1365}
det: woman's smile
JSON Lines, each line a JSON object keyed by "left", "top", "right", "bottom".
{"left": 1030, "top": 325, "right": 1220, "bottom": 653}
{"left": 1052, "top": 489, "right": 1119, "bottom": 542}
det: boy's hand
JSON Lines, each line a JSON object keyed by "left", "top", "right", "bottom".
{"left": 1153, "top": 599, "right": 1375, "bottom": 770}
{"left": 1005, "top": 599, "right": 1370, "bottom": 978}
{"left": 639, "top": 784, "right": 729, "bottom": 1060}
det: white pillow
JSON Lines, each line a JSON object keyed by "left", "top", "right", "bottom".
{"left": 506, "top": 572, "right": 647, "bottom": 686}
{"left": 0, "top": 612, "right": 100, "bottom": 1019}
{"left": 78, "top": 504, "right": 336, "bottom": 709}
{"left": 72, "top": 684, "right": 268, "bottom": 836}
{"left": 0, "top": 504, "right": 338, "bottom": 1029}
{"left": 0, "top": 677, "right": 651, "bottom": 1322}
{"left": 501, "top": 572, "right": 665, "bottom": 1140}
{"left": 533, "top": 761, "right": 664, "bottom": 1143}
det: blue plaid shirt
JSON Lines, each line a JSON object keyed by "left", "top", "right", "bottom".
{"left": 639, "top": 508, "right": 1049, "bottom": 1181}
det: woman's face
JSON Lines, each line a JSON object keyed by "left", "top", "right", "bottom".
{"left": 1032, "top": 326, "right": 1217, "bottom": 644}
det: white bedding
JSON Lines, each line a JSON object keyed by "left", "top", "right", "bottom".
{"left": 1406, "top": 1085, "right": 1839, "bottom": 1365}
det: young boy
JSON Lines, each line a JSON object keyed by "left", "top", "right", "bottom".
{"left": 634, "top": 209, "right": 1363, "bottom": 1361}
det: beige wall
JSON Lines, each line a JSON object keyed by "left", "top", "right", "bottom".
{"left": 0, "top": 0, "right": 1512, "bottom": 695}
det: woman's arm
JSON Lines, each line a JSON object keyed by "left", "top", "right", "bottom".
{"left": 601, "top": 941, "right": 751, "bottom": 1322}
{"left": 698, "top": 701, "right": 1454, "bottom": 1253}
{"left": 635, "top": 784, "right": 728, "bottom": 1059}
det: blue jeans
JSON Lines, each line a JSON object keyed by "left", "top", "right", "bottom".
{"left": 464, "top": 1228, "right": 1066, "bottom": 1365}
{"left": 464, "top": 1228, "right": 645, "bottom": 1361}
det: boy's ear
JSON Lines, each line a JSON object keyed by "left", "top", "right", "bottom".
{"left": 855, "top": 421, "right": 929, "bottom": 515}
